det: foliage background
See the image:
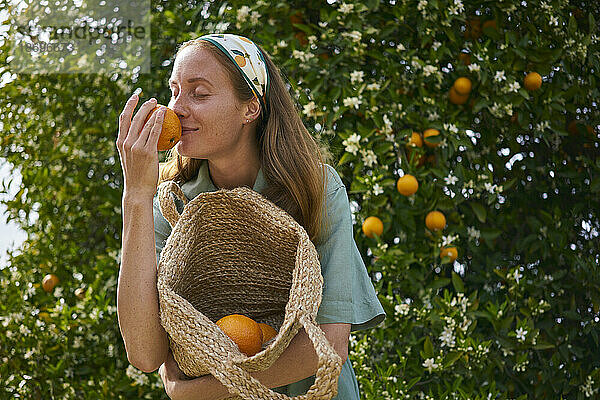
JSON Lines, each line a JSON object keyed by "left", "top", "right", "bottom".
{"left": 1, "top": 0, "right": 599, "bottom": 398}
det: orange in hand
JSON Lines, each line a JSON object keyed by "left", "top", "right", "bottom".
{"left": 144, "top": 105, "right": 182, "bottom": 151}
{"left": 216, "top": 314, "right": 263, "bottom": 357}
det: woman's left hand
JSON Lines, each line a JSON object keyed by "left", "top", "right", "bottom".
{"left": 158, "top": 349, "right": 186, "bottom": 399}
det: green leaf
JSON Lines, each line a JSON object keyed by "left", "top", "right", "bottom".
{"left": 469, "top": 202, "right": 487, "bottom": 223}
{"left": 423, "top": 336, "right": 434, "bottom": 358}
{"left": 568, "top": 15, "right": 577, "bottom": 35}
{"left": 337, "top": 152, "right": 354, "bottom": 166}
{"left": 452, "top": 271, "right": 465, "bottom": 293}
{"left": 428, "top": 277, "right": 451, "bottom": 290}
{"left": 444, "top": 351, "right": 463, "bottom": 367}
{"left": 473, "top": 99, "right": 489, "bottom": 114}
{"left": 480, "top": 228, "right": 503, "bottom": 241}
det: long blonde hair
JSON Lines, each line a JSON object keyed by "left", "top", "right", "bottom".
{"left": 158, "top": 38, "right": 334, "bottom": 246}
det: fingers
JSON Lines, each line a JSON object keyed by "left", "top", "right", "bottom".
{"left": 137, "top": 107, "right": 160, "bottom": 149}
{"left": 144, "top": 106, "right": 166, "bottom": 149}
{"left": 116, "top": 93, "right": 139, "bottom": 149}
{"left": 128, "top": 97, "right": 158, "bottom": 144}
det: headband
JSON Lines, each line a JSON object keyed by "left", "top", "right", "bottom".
{"left": 197, "top": 33, "right": 270, "bottom": 114}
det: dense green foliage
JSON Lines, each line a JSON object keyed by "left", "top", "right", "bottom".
{"left": 1, "top": 0, "right": 599, "bottom": 398}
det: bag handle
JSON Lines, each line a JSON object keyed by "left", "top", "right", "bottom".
{"left": 215, "top": 313, "right": 343, "bottom": 400}
{"left": 157, "top": 181, "right": 188, "bottom": 229}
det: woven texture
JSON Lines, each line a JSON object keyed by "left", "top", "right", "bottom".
{"left": 156, "top": 180, "right": 343, "bottom": 400}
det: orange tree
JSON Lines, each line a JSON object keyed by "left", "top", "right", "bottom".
{"left": 1, "top": 0, "right": 600, "bottom": 399}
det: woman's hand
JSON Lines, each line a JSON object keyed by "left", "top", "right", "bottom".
{"left": 158, "top": 349, "right": 187, "bottom": 399}
{"left": 116, "top": 94, "right": 166, "bottom": 200}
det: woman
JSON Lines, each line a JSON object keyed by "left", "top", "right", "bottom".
{"left": 116, "top": 33, "right": 385, "bottom": 399}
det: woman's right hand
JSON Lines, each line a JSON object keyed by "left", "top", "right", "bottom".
{"left": 116, "top": 94, "right": 166, "bottom": 201}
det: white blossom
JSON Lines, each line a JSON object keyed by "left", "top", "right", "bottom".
{"left": 494, "top": 70, "right": 506, "bottom": 82}
{"left": 512, "top": 268, "right": 523, "bottom": 284}
{"left": 549, "top": 15, "right": 559, "bottom": 27}
{"left": 444, "top": 174, "right": 458, "bottom": 185}
{"left": 468, "top": 63, "right": 480, "bottom": 72}
{"left": 350, "top": 70, "right": 365, "bottom": 84}
{"left": 343, "top": 96, "right": 362, "bottom": 109}
{"left": 361, "top": 149, "right": 378, "bottom": 167}
{"left": 422, "top": 358, "right": 439, "bottom": 373}
{"left": 395, "top": 303, "right": 410, "bottom": 316}
{"left": 236, "top": 6, "right": 251, "bottom": 22}
{"left": 303, "top": 101, "right": 317, "bottom": 117}
{"left": 506, "top": 81, "right": 521, "bottom": 93}
{"left": 342, "top": 30, "right": 362, "bottom": 42}
{"left": 439, "top": 325, "right": 456, "bottom": 348}
{"left": 422, "top": 64, "right": 437, "bottom": 77}
{"left": 342, "top": 133, "right": 362, "bottom": 155}
{"left": 515, "top": 327, "right": 527, "bottom": 342}
{"left": 338, "top": 3, "right": 354, "bottom": 14}
{"left": 366, "top": 82, "right": 381, "bottom": 91}
{"left": 467, "top": 226, "right": 481, "bottom": 241}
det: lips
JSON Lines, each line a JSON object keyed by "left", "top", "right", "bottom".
{"left": 181, "top": 127, "right": 198, "bottom": 134}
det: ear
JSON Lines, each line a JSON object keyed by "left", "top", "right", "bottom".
{"left": 244, "top": 96, "right": 261, "bottom": 122}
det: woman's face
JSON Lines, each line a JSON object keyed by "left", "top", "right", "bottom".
{"left": 167, "top": 45, "right": 250, "bottom": 159}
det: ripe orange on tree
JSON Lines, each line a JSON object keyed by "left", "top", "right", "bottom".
{"left": 425, "top": 211, "right": 446, "bottom": 231}
{"left": 362, "top": 216, "right": 384, "bottom": 238}
{"left": 440, "top": 246, "right": 458, "bottom": 262}
{"left": 449, "top": 87, "right": 469, "bottom": 105}
{"left": 216, "top": 314, "right": 263, "bottom": 357}
{"left": 423, "top": 129, "right": 441, "bottom": 148}
{"left": 453, "top": 77, "right": 472, "bottom": 95}
{"left": 143, "top": 105, "right": 182, "bottom": 151}
{"left": 258, "top": 323, "right": 278, "bottom": 344}
{"left": 42, "top": 274, "right": 59, "bottom": 293}
{"left": 405, "top": 131, "right": 423, "bottom": 148}
{"left": 397, "top": 174, "right": 419, "bottom": 196}
{"left": 524, "top": 72, "right": 542, "bottom": 91}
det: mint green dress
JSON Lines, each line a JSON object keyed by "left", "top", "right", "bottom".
{"left": 153, "top": 160, "right": 386, "bottom": 399}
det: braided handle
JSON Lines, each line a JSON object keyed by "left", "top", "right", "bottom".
{"left": 157, "top": 181, "right": 188, "bottom": 228}
{"left": 214, "top": 313, "right": 343, "bottom": 400}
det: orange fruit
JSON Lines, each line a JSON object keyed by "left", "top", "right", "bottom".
{"left": 524, "top": 72, "right": 542, "bottom": 91}
{"left": 453, "top": 77, "right": 472, "bottom": 95}
{"left": 42, "top": 274, "right": 59, "bottom": 293}
{"left": 440, "top": 246, "right": 458, "bottom": 262}
{"left": 423, "top": 129, "right": 441, "bottom": 148}
{"left": 449, "top": 87, "right": 469, "bottom": 105}
{"left": 397, "top": 174, "right": 419, "bottom": 196}
{"left": 144, "top": 105, "right": 182, "bottom": 151}
{"left": 425, "top": 211, "right": 446, "bottom": 231}
{"left": 258, "top": 323, "right": 278, "bottom": 344}
{"left": 216, "top": 314, "right": 263, "bottom": 357}
{"left": 362, "top": 216, "right": 384, "bottom": 238}
{"left": 406, "top": 132, "right": 423, "bottom": 148}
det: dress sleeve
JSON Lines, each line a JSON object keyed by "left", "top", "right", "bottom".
{"left": 315, "top": 183, "right": 386, "bottom": 332}
{"left": 153, "top": 192, "right": 173, "bottom": 265}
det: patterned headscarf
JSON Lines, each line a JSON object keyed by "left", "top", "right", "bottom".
{"left": 197, "top": 33, "right": 270, "bottom": 114}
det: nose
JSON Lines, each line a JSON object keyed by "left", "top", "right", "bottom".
{"left": 169, "top": 95, "right": 189, "bottom": 120}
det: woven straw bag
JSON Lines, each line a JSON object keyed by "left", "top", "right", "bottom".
{"left": 156, "top": 180, "right": 343, "bottom": 400}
